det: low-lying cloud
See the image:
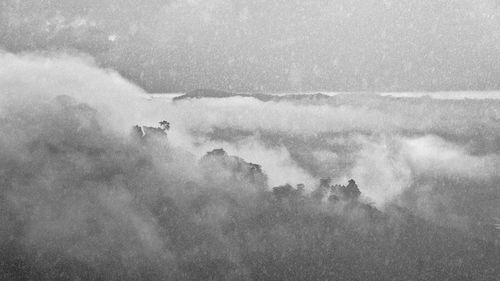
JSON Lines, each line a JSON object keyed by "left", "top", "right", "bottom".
{"left": 1, "top": 50, "right": 499, "bottom": 280}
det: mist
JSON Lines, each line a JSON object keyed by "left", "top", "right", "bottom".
{"left": 1, "top": 50, "right": 499, "bottom": 280}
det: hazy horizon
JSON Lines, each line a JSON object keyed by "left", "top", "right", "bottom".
{"left": 150, "top": 89, "right": 500, "bottom": 100}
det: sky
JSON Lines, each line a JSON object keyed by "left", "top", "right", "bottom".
{"left": 1, "top": 0, "right": 500, "bottom": 93}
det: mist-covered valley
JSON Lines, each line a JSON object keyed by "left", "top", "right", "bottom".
{"left": 0, "top": 51, "right": 499, "bottom": 281}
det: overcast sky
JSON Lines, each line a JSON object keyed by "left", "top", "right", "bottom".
{"left": 1, "top": 0, "right": 500, "bottom": 93}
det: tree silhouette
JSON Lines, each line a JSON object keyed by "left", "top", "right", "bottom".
{"left": 159, "top": 120, "right": 170, "bottom": 131}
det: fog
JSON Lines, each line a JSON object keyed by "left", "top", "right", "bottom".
{"left": 2, "top": 1, "right": 500, "bottom": 280}
{"left": 0, "top": 50, "right": 499, "bottom": 280}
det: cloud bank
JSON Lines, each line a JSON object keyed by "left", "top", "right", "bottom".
{"left": 1, "top": 50, "right": 499, "bottom": 280}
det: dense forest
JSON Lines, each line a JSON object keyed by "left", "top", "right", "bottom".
{"left": 1, "top": 96, "right": 499, "bottom": 281}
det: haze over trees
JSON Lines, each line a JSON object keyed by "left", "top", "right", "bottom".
{"left": 1, "top": 29, "right": 500, "bottom": 280}
{"left": 0, "top": 96, "right": 499, "bottom": 280}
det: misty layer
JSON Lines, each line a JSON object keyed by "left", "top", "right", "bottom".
{"left": 164, "top": 93, "right": 500, "bottom": 226}
{"left": 1, "top": 52, "right": 499, "bottom": 280}
{"left": 169, "top": 94, "right": 500, "bottom": 146}
{"left": 1, "top": 94, "right": 499, "bottom": 281}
